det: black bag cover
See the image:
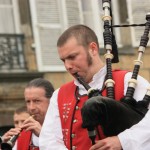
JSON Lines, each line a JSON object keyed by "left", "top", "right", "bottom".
{"left": 81, "top": 96, "right": 147, "bottom": 136}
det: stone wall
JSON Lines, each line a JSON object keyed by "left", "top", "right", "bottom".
{"left": 112, "top": 47, "right": 150, "bottom": 81}
{"left": 0, "top": 73, "right": 43, "bottom": 126}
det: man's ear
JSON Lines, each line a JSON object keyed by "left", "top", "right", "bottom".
{"left": 89, "top": 42, "right": 99, "bottom": 55}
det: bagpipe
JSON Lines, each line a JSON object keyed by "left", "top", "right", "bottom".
{"left": 75, "top": 0, "right": 150, "bottom": 145}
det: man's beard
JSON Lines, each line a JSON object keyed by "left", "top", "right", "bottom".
{"left": 87, "top": 51, "right": 93, "bottom": 66}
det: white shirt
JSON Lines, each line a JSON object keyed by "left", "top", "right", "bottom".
{"left": 39, "top": 66, "right": 150, "bottom": 150}
{"left": 118, "top": 109, "right": 150, "bottom": 150}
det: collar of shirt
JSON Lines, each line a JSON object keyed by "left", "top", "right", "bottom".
{"left": 74, "top": 65, "right": 106, "bottom": 95}
{"left": 32, "top": 133, "right": 39, "bottom": 147}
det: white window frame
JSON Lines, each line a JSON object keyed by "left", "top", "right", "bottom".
{"left": 12, "top": 0, "right": 21, "bottom": 33}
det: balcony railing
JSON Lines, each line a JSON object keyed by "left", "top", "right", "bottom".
{"left": 0, "top": 34, "right": 26, "bottom": 71}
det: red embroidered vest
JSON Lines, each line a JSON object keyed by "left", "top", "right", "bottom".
{"left": 17, "top": 130, "right": 39, "bottom": 150}
{"left": 58, "top": 70, "right": 127, "bottom": 150}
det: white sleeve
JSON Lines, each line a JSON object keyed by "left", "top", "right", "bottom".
{"left": 124, "top": 72, "right": 150, "bottom": 101}
{"left": 118, "top": 109, "right": 150, "bottom": 150}
{"left": 39, "top": 89, "right": 68, "bottom": 150}
{"left": 12, "top": 141, "right": 17, "bottom": 150}
{"left": 118, "top": 72, "right": 150, "bottom": 150}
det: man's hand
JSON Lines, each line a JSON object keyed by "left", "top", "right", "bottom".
{"left": 89, "top": 136, "right": 122, "bottom": 150}
{"left": 21, "top": 116, "right": 41, "bottom": 137}
{"left": 2, "top": 128, "right": 21, "bottom": 143}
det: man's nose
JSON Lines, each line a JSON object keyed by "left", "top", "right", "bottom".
{"left": 28, "top": 102, "right": 36, "bottom": 110}
{"left": 18, "top": 121, "right": 23, "bottom": 127}
{"left": 64, "top": 60, "right": 73, "bottom": 70}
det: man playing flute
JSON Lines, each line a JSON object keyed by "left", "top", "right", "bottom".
{"left": 1, "top": 78, "right": 54, "bottom": 150}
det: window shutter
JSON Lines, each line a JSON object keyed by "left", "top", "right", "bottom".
{"left": 81, "top": 0, "right": 104, "bottom": 46}
{"left": 81, "top": 0, "right": 122, "bottom": 48}
{"left": 30, "top": 0, "right": 64, "bottom": 71}
{"left": 30, "top": 0, "right": 83, "bottom": 72}
{"left": 65, "top": 0, "right": 83, "bottom": 27}
{"left": 0, "top": 0, "right": 21, "bottom": 33}
{"left": 126, "top": 0, "right": 150, "bottom": 47}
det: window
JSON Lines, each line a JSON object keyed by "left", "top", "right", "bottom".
{"left": 0, "top": 0, "right": 21, "bottom": 34}
{"left": 126, "top": 0, "right": 150, "bottom": 47}
{"left": 31, "top": 0, "right": 149, "bottom": 71}
{"left": 0, "top": 0, "right": 26, "bottom": 71}
{"left": 30, "top": 0, "right": 83, "bottom": 72}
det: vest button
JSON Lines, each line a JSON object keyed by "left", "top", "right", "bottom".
{"left": 72, "top": 146, "right": 76, "bottom": 150}
{"left": 71, "top": 133, "right": 76, "bottom": 138}
{"left": 75, "top": 106, "right": 79, "bottom": 110}
{"left": 73, "top": 119, "right": 77, "bottom": 123}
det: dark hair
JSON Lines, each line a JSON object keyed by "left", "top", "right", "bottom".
{"left": 26, "top": 78, "right": 54, "bottom": 99}
{"left": 57, "top": 24, "right": 99, "bottom": 49}
{"left": 15, "top": 105, "right": 28, "bottom": 114}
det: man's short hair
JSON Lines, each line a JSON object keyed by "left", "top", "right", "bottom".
{"left": 14, "top": 105, "right": 28, "bottom": 114}
{"left": 25, "top": 78, "right": 55, "bottom": 99}
{"left": 57, "top": 24, "right": 99, "bottom": 49}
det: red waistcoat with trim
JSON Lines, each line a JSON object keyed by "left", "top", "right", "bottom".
{"left": 17, "top": 130, "right": 39, "bottom": 150}
{"left": 58, "top": 70, "right": 127, "bottom": 150}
